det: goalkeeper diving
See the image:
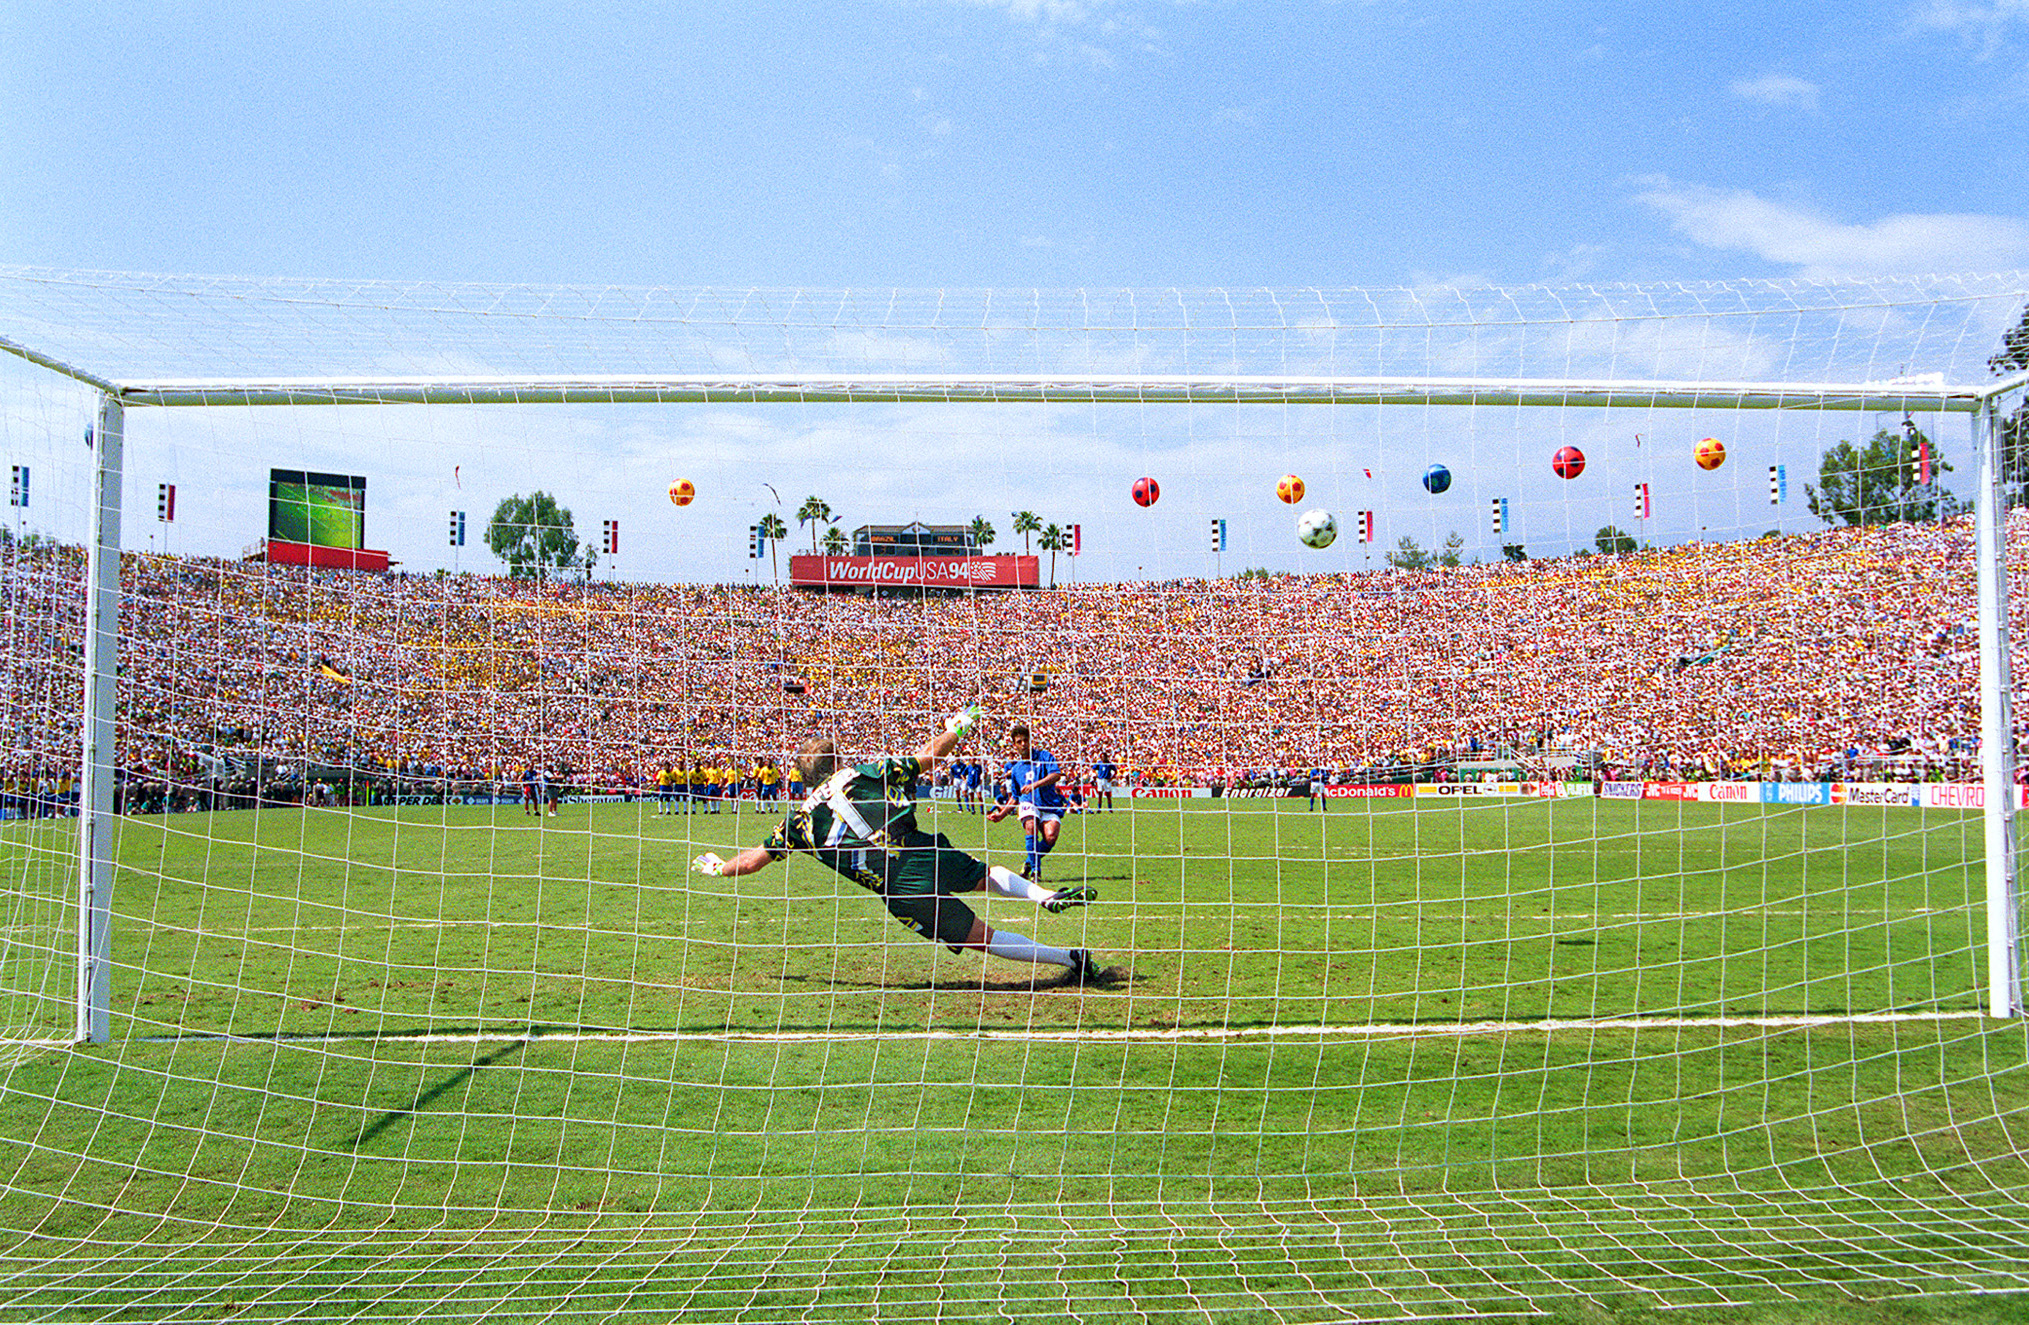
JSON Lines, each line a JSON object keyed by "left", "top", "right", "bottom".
{"left": 692, "top": 704, "right": 1107, "bottom": 985}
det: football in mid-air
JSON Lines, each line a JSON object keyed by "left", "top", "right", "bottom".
{"left": 1132, "top": 476, "right": 1160, "bottom": 507}
{"left": 1296, "top": 508, "right": 1338, "bottom": 549}
{"left": 1695, "top": 437, "right": 1727, "bottom": 470}
{"left": 1276, "top": 473, "right": 1305, "bottom": 504}
{"left": 1551, "top": 446, "right": 1586, "bottom": 480}
{"left": 667, "top": 479, "right": 696, "bottom": 506}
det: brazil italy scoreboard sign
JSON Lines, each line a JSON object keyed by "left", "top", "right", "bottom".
{"left": 789, "top": 554, "right": 1039, "bottom": 590}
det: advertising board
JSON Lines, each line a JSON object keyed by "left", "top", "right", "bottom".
{"left": 1760, "top": 782, "right": 1834, "bottom": 806}
{"left": 1831, "top": 783, "right": 1922, "bottom": 807}
{"left": 789, "top": 554, "right": 1039, "bottom": 590}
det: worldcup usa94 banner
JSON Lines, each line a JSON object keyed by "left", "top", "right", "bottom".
{"left": 789, "top": 554, "right": 1039, "bottom": 589}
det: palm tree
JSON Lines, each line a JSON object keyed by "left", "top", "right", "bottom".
{"left": 797, "top": 496, "right": 832, "bottom": 554}
{"left": 1038, "top": 523, "right": 1067, "bottom": 588}
{"left": 968, "top": 515, "right": 996, "bottom": 553}
{"left": 821, "top": 526, "right": 849, "bottom": 555}
{"left": 758, "top": 512, "right": 788, "bottom": 584}
{"left": 1011, "top": 510, "right": 1041, "bottom": 554}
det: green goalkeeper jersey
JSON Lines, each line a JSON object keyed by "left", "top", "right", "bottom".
{"left": 763, "top": 756, "right": 943, "bottom": 895}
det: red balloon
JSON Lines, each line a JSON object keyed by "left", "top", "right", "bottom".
{"left": 1132, "top": 476, "right": 1160, "bottom": 507}
{"left": 1552, "top": 446, "right": 1586, "bottom": 480}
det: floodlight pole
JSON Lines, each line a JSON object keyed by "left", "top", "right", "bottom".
{"left": 1976, "top": 392, "right": 2023, "bottom": 1019}
{"left": 76, "top": 394, "right": 122, "bottom": 1044}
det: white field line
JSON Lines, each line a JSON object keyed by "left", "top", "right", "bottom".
{"left": 130, "top": 1009, "right": 1993, "bottom": 1048}
{"left": 95, "top": 906, "right": 1965, "bottom": 937}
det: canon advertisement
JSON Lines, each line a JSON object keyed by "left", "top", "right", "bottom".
{"left": 789, "top": 554, "right": 1040, "bottom": 590}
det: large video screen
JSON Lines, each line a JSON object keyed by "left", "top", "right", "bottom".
{"left": 268, "top": 470, "right": 366, "bottom": 549}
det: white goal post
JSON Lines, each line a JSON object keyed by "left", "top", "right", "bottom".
{"left": 36, "top": 362, "right": 2024, "bottom": 1042}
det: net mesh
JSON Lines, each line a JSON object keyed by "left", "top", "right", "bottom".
{"left": 0, "top": 268, "right": 2024, "bottom": 1322}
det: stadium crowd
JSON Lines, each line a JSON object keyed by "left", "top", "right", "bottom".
{"left": 0, "top": 513, "right": 2019, "bottom": 811}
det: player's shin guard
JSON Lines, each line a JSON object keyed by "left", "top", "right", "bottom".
{"left": 986, "top": 864, "right": 1055, "bottom": 904}
{"left": 983, "top": 929, "right": 1076, "bottom": 969}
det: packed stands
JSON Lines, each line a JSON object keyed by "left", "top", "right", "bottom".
{"left": 0, "top": 514, "right": 2018, "bottom": 810}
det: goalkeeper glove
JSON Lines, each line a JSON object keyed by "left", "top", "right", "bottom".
{"left": 691, "top": 852, "right": 726, "bottom": 877}
{"left": 943, "top": 702, "right": 986, "bottom": 739}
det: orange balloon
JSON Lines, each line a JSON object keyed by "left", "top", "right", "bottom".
{"left": 1695, "top": 437, "right": 1726, "bottom": 471}
{"left": 667, "top": 479, "right": 696, "bottom": 506}
{"left": 1275, "top": 474, "right": 1306, "bottom": 504}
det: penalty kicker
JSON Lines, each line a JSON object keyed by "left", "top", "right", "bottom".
{"left": 693, "top": 705, "right": 1114, "bottom": 987}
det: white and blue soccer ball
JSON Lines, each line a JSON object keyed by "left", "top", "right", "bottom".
{"left": 1295, "top": 508, "right": 1338, "bottom": 549}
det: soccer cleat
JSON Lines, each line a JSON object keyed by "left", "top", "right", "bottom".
{"left": 1064, "top": 949, "right": 1101, "bottom": 985}
{"left": 1043, "top": 885, "right": 1097, "bottom": 914}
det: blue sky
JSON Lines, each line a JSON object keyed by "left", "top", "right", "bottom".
{"left": 7, "top": 0, "right": 2027, "bottom": 287}
{"left": 1, "top": 0, "right": 2025, "bottom": 579}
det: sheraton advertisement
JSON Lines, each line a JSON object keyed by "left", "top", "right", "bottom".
{"left": 789, "top": 554, "right": 1040, "bottom": 590}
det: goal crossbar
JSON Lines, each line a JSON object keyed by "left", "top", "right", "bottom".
{"left": 72, "top": 373, "right": 2006, "bottom": 410}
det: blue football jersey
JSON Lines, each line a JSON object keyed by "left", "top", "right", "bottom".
{"left": 1007, "top": 750, "right": 1065, "bottom": 808}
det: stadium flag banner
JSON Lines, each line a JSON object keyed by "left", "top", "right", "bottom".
{"left": 1634, "top": 482, "right": 1651, "bottom": 520}
{"left": 789, "top": 553, "right": 1038, "bottom": 590}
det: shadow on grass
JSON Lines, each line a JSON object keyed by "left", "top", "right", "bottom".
{"left": 345, "top": 1037, "right": 527, "bottom": 1149}
{"left": 777, "top": 964, "right": 1142, "bottom": 993}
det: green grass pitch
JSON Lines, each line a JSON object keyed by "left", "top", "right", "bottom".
{"left": 1, "top": 796, "right": 2025, "bottom": 1323}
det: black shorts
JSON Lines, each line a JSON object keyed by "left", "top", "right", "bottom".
{"left": 885, "top": 891, "right": 978, "bottom": 946}
{"left": 882, "top": 834, "right": 988, "bottom": 946}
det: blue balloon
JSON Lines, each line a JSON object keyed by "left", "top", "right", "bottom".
{"left": 1422, "top": 463, "right": 1452, "bottom": 495}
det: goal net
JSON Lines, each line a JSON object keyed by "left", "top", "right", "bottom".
{"left": 0, "top": 268, "right": 2025, "bottom": 1322}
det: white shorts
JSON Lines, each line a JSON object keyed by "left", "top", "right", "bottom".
{"left": 1095, "top": 779, "right": 1113, "bottom": 795}
{"left": 1017, "top": 803, "right": 1064, "bottom": 825}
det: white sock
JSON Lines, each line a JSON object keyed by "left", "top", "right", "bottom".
{"left": 986, "top": 864, "right": 1055, "bottom": 903}
{"left": 984, "top": 929, "right": 1076, "bottom": 968}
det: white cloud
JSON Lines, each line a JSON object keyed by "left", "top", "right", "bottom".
{"left": 1633, "top": 179, "right": 2029, "bottom": 278}
{"left": 1729, "top": 74, "right": 1820, "bottom": 112}
{"left": 950, "top": 0, "right": 1171, "bottom": 65}
{"left": 1909, "top": 0, "right": 2029, "bottom": 48}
